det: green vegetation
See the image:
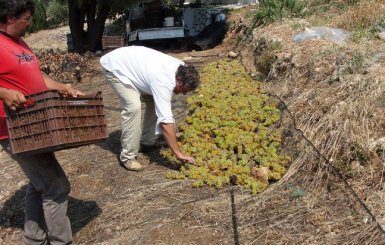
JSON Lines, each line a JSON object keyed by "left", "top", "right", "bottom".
{"left": 30, "top": 0, "right": 47, "bottom": 32}
{"left": 253, "top": 0, "right": 383, "bottom": 33}
{"left": 46, "top": 0, "right": 68, "bottom": 26}
{"left": 29, "top": 0, "right": 68, "bottom": 33}
{"left": 253, "top": 36, "right": 282, "bottom": 77}
{"left": 253, "top": 0, "right": 308, "bottom": 25}
{"left": 162, "top": 60, "right": 290, "bottom": 194}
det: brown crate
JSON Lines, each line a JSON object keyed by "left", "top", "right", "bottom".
{"left": 102, "top": 36, "right": 125, "bottom": 50}
{"left": 6, "top": 90, "right": 108, "bottom": 154}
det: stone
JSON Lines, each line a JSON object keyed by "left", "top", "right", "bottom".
{"left": 351, "top": 161, "right": 363, "bottom": 172}
{"left": 378, "top": 31, "right": 385, "bottom": 41}
{"left": 95, "top": 50, "right": 103, "bottom": 56}
{"left": 228, "top": 51, "right": 238, "bottom": 58}
{"left": 251, "top": 166, "right": 270, "bottom": 183}
{"left": 369, "top": 137, "right": 385, "bottom": 150}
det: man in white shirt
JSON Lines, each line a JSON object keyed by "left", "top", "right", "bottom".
{"left": 100, "top": 46, "right": 199, "bottom": 170}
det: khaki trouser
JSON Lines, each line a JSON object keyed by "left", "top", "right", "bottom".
{"left": 0, "top": 140, "right": 73, "bottom": 245}
{"left": 104, "top": 70, "right": 158, "bottom": 162}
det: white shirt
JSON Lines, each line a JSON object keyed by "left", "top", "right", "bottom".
{"left": 100, "top": 46, "right": 185, "bottom": 134}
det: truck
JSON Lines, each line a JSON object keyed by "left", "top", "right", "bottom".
{"left": 125, "top": 0, "right": 227, "bottom": 46}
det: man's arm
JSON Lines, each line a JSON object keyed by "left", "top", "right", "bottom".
{"left": 0, "top": 87, "right": 26, "bottom": 111}
{"left": 160, "top": 123, "right": 195, "bottom": 164}
{"left": 43, "top": 74, "right": 84, "bottom": 97}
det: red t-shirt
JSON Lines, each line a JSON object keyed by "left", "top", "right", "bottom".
{"left": 0, "top": 33, "right": 47, "bottom": 139}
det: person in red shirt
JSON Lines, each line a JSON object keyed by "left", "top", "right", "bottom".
{"left": 0, "top": 1, "right": 84, "bottom": 244}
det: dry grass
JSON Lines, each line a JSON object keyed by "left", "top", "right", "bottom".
{"left": 233, "top": 13, "right": 385, "bottom": 242}
{"left": 336, "top": 0, "right": 385, "bottom": 30}
{"left": 234, "top": 105, "right": 384, "bottom": 244}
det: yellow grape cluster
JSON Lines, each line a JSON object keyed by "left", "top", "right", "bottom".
{"left": 162, "top": 60, "right": 290, "bottom": 194}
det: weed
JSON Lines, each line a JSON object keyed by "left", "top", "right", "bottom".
{"left": 253, "top": 36, "right": 282, "bottom": 77}
{"left": 350, "top": 143, "right": 369, "bottom": 166}
{"left": 253, "top": 0, "right": 308, "bottom": 26}
{"left": 351, "top": 28, "right": 377, "bottom": 42}
{"left": 337, "top": 0, "right": 385, "bottom": 31}
{"left": 255, "top": 51, "right": 277, "bottom": 76}
{"left": 348, "top": 52, "right": 366, "bottom": 73}
{"left": 327, "top": 76, "right": 339, "bottom": 85}
{"left": 291, "top": 22, "right": 307, "bottom": 30}
{"left": 379, "top": 16, "right": 385, "bottom": 29}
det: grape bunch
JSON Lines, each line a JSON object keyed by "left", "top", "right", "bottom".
{"left": 162, "top": 60, "right": 290, "bottom": 194}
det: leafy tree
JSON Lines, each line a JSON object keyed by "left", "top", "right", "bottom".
{"left": 30, "top": 0, "right": 47, "bottom": 32}
{"left": 68, "top": 0, "right": 130, "bottom": 53}
{"left": 47, "top": 0, "right": 68, "bottom": 25}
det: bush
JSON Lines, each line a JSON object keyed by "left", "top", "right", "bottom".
{"left": 29, "top": 0, "right": 47, "bottom": 32}
{"left": 333, "top": 0, "right": 385, "bottom": 41}
{"left": 46, "top": 0, "right": 68, "bottom": 26}
{"left": 254, "top": 0, "right": 308, "bottom": 26}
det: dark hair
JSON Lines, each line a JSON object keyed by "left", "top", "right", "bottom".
{"left": 176, "top": 65, "right": 200, "bottom": 90}
{"left": 0, "top": 0, "right": 35, "bottom": 23}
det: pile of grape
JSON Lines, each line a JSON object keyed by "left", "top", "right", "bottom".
{"left": 162, "top": 59, "right": 290, "bottom": 194}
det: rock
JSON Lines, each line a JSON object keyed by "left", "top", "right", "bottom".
{"left": 105, "top": 228, "right": 113, "bottom": 234}
{"left": 17, "top": 180, "right": 26, "bottom": 187}
{"left": 95, "top": 50, "right": 103, "bottom": 56}
{"left": 351, "top": 161, "right": 363, "bottom": 172}
{"left": 251, "top": 166, "right": 270, "bottom": 183}
{"left": 363, "top": 216, "right": 369, "bottom": 224}
{"left": 369, "top": 137, "right": 385, "bottom": 150}
{"left": 228, "top": 51, "right": 238, "bottom": 58}
{"left": 336, "top": 101, "right": 347, "bottom": 108}
{"left": 378, "top": 31, "right": 385, "bottom": 41}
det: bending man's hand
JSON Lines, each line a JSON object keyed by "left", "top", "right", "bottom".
{"left": 0, "top": 88, "right": 26, "bottom": 111}
{"left": 175, "top": 152, "right": 196, "bottom": 165}
{"left": 160, "top": 123, "right": 195, "bottom": 165}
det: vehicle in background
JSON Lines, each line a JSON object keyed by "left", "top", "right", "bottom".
{"left": 125, "top": 0, "right": 227, "bottom": 48}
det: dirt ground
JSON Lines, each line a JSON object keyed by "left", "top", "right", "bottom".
{"left": 1, "top": 5, "right": 385, "bottom": 244}
{"left": 0, "top": 25, "right": 238, "bottom": 244}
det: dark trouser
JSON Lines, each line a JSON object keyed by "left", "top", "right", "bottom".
{"left": 0, "top": 140, "right": 73, "bottom": 245}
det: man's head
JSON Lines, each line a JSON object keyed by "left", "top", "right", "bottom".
{"left": 0, "top": 0, "right": 35, "bottom": 39}
{"left": 174, "top": 65, "right": 200, "bottom": 95}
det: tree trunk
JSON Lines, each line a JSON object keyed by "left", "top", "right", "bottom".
{"left": 68, "top": 0, "right": 111, "bottom": 52}
{"left": 68, "top": 0, "right": 87, "bottom": 53}
{"left": 87, "top": 0, "right": 110, "bottom": 51}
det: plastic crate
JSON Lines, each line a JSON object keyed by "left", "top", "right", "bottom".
{"left": 102, "top": 36, "right": 125, "bottom": 50}
{"left": 5, "top": 90, "right": 108, "bottom": 154}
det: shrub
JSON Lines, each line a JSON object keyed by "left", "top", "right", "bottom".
{"left": 337, "top": 0, "right": 385, "bottom": 30}
{"left": 46, "top": 0, "right": 68, "bottom": 26}
{"left": 253, "top": 36, "right": 281, "bottom": 77}
{"left": 254, "top": 0, "right": 308, "bottom": 25}
{"left": 29, "top": 0, "right": 47, "bottom": 32}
